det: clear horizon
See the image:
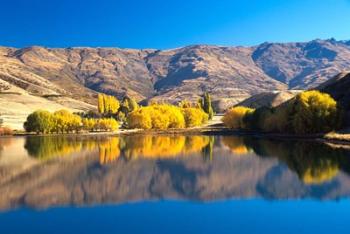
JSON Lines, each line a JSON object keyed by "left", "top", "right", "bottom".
{"left": 1, "top": 0, "right": 350, "bottom": 49}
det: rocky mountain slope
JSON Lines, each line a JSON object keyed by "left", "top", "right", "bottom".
{"left": 1, "top": 39, "right": 350, "bottom": 128}
{"left": 317, "top": 72, "right": 350, "bottom": 111}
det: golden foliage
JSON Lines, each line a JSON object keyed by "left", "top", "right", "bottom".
{"left": 53, "top": 109, "right": 82, "bottom": 133}
{"left": 98, "top": 93, "right": 120, "bottom": 114}
{"left": 222, "top": 106, "right": 254, "bottom": 129}
{"left": 292, "top": 90, "right": 339, "bottom": 134}
{"left": 96, "top": 118, "right": 119, "bottom": 131}
{"left": 127, "top": 104, "right": 186, "bottom": 129}
{"left": 182, "top": 107, "right": 208, "bottom": 127}
{"left": 127, "top": 108, "right": 152, "bottom": 129}
{"left": 25, "top": 109, "right": 119, "bottom": 134}
{"left": 245, "top": 90, "right": 341, "bottom": 134}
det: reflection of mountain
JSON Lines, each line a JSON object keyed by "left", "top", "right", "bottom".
{"left": 1, "top": 136, "right": 350, "bottom": 210}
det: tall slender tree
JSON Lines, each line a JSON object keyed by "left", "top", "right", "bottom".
{"left": 98, "top": 94, "right": 105, "bottom": 114}
{"left": 200, "top": 92, "right": 214, "bottom": 120}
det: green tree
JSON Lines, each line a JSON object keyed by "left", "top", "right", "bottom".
{"left": 200, "top": 92, "right": 214, "bottom": 120}
{"left": 119, "top": 96, "right": 139, "bottom": 116}
{"left": 24, "top": 110, "right": 55, "bottom": 134}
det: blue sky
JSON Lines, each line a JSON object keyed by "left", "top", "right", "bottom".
{"left": 1, "top": 0, "right": 349, "bottom": 49}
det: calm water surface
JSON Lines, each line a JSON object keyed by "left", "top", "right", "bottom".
{"left": 0, "top": 134, "right": 350, "bottom": 233}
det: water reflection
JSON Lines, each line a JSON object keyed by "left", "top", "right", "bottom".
{"left": 244, "top": 139, "right": 350, "bottom": 185}
{"left": 22, "top": 135, "right": 216, "bottom": 163}
{"left": 1, "top": 134, "right": 350, "bottom": 210}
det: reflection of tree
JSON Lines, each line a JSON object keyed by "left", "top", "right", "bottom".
{"left": 24, "top": 135, "right": 214, "bottom": 164}
{"left": 245, "top": 138, "right": 350, "bottom": 185}
{"left": 202, "top": 136, "right": 214, "bottom": 161}
{"left": 121, "top": 135, "right": 211, "bottom": 160}
{"left": 0, "top": 138, "right": 13, "bottom": 155}
{"left": 99, "top": 138, "right": 120, "bottom": 164}
{"left": 25, "top": 136, "right": 84, "bottom": 160}
{"left": 221, "top": 136, "right": 251, "bottom": 155}
{"left": 24, "top": 136, "right": 112, "bottom": 160}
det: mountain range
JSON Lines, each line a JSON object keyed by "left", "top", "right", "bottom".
{"left": 0, "top": 39, "right": 350, "bottom": 128}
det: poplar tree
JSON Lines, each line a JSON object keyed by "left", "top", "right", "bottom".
{"left": 200, "top": 92, "right": 214, "bottom": 120}
{"left": 98, "top": 94, "right": 105, "bottom": 114}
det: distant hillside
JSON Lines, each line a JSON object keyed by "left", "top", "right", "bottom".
{"left": 234, "top": 90, "right": 300, "bottom": 109}
{"left": 1, "top": 39, "right": 350, "bottom": 128}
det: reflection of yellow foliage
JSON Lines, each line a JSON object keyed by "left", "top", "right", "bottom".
{"left": 123, "top": 135, "right": 210, "bottom": 159}
{"left": 183, "top": 136, "right": 210, "bottom": 154}
{"left": 127, "top": 104, "right": 185, "bottom": 129}
{"left": 99, "top": 138, "right": 120, "bottom": 164}
{"left": 25, "top": 137, "right": 89, "bottom": 160}
{"left": 25, "top": 135, "right": 212, "bottom": 164}
{"left": 124, "top": 136, "right": 185, "bottom": 158}
{"left": 222, "top": 137, "right": 250, "bottom": 155}
{"left": 302, "top": 165, "right": 339, "bottom": 185}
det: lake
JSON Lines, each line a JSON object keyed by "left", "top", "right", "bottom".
{"left": 0, "top": 134, "right": 350, "bottom": 234}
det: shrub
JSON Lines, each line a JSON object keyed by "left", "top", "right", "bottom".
{"left": 182, "top": 107, "right": 208, "bottom": 127}
{"left": 222, "top": 106, "right": 254, "bottom": 129}
{"left": 0, "top": 127, "right": 13, "bottom": 135}
{"left": 96, "top": 118, "right": 119, "bottom": 131}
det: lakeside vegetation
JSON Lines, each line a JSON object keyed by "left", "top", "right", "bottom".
{"left": 22, "top": 93, "right": 213, "bottom": 134}
{"left": 0, "top": 117, "right": 13, "bottom": 136}
{"left": 223, "top": 90, "right": 343, "bottom": 134}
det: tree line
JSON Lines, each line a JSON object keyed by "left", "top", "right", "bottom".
{"left": 23, "top": 92, "right": 214, "bottom": 133}
{"left": 222, "top": 90, "right": 343, "bottom": 134}
{"left": 24, "top": 109, "right": 118, "bottom": 134}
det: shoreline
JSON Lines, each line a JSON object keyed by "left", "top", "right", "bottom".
{"left": 4, "top": 125, "right": 350, "bottom": 147}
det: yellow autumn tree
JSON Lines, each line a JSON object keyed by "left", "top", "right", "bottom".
{"left": 95, "top": 118, "right": 119, "bottom": 131}
{"left": 182, "top": 107, "right": 208, "bottom": 127}
{"left": 222, "top": 106, "right": 254, "bottom": 129}
{"left": 292, "top": 90, "right": 340, "bottom": 134}
{"left": 82, "top": 118, "right": 97, "bottom": 131}
{"left": 98, "top": 93, "right": 105, "bottom": 114}
{"left": 97, "top": 93, "right": 120, "bottom": 114}
{"left": 127, "top": 104, "right": 187, "bottom": 129}
{"left": 53, "top": 109, "right": 82, "bottom": 133}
